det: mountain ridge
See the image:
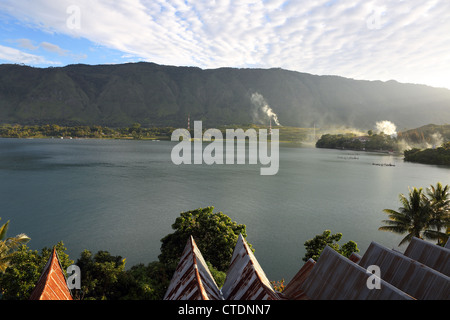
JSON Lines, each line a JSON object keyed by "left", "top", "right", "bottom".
{"left": 1, "top": 62, "right": 449, "bottom": 130}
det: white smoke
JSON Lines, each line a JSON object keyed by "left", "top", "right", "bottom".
{"left": 429, "top": 132, "right": 444, "bottom": 149}
{"left": 250, "top": 92, "right": 281, "bottom": 126}
{"left": 375, "top": 120, "right": 397, "bottom": 137}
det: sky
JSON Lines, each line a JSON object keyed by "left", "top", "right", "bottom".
{"left": 0, "top": 0, "right": 449, "bottom": 89}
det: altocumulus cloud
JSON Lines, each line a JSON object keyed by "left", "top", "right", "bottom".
{"left": 0, "top": 0, "right": 449, "bottom": 88}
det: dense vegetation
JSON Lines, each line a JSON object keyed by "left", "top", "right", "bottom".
{"left": 0, "top": 123, "right": 174, "bottom": 140}
{"left": 0, "top": 207, "right": 249, "bottom": 300}
{"left": 0, "top": 123, "right": 311, "bottom": 143}
{"left": 404, "top": 142, "right": 450, "bottom": 166}
{"left": 1, "top": 63, "right": 450, "bottom": 129}
{"left": 315, "top": 132, "right": 398, "bottom": 152}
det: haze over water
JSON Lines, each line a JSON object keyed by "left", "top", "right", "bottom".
{"left": 1, "top": 138, "right": 448, "bottom": 281}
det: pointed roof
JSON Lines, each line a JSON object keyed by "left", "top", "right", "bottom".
{"left": 282, "top": 258, "right": 315, "bottom": 300}
{"left": 403, "top": 237, "right": 450, "bottom": 277}
{"left": 358, "top": 241, "right": 450, "bottom": 300}
{"left": 221, "top": 234, "right": 280, "bottom": 300}
{"left": 298, "top": 246, "right": 414, "bottom": 300}
{"left": 164, "top": 236, "right": 223, "bottom": 300}
{"left": 29, "top": 247, "right": 73, "bottom": 300}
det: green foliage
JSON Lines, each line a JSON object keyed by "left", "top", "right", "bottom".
{"left": 380, "top": 182, "right": 450, "bottom": 246}
{"left": 316, "top": 133, "right": 398, "bottom": 151}
{"left": 302, "top": 230, "right": 359, "bottom": 262}
{"left": 206, "top": 261, "right": 227, "bottom": 289}
{"left": 73, "top": 249, "right": 126, "bottom": 300}
{"left": 0, "top": 241, "right": 72, "bottom": 300}
{"left": 0, "top": 218, "right": 30, "bottom": 273}
{"left": 159, "top": 206, "right": 249, "bottom": 273}
{"left": 0, "top": 123, "right": 174, "bottom": 140}
{"left": 404, "top": 142, "right": 450, "bottom": 165}
{"left": 119, "top": 262, "right": 171, "bottom": 300}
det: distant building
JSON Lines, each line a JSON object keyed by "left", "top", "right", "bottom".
{"left": 354, "top": 136, "right": 370, "bottom": 142}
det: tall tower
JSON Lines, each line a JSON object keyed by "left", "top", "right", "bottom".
{"left": 187, "top": 114, "right": 190, "bottom": 131}
{"left": 269, "top": 117, "right": 272, "bottom": 135}
{"left": 313, "top": 123, "right": 316, "bottom": 141}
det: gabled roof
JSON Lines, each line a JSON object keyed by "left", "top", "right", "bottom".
{"left": 282, "top": 258, "right": 315, "bottom": 300}
{"left": 221, "top": 234, "right": 280, "bottom": 300}
{"left": 297, "top": 246, "right": 414, "bottom": 300}
{"left": 358, "top": 241, "right": 450, "bottom": 300}
{"left": 403, "top": 237, "right": 450, "bottom": 277}
{"left": 29, "top": 247, "right": 73, "bottom": 300}
{"left": 163, "top": 236, "right": 223, "bottom": 300}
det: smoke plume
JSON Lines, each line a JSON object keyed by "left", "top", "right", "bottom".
{"left": 250, "top": 92, "right": 281, "bottom": 126}
{"left": 375, "top": 120, "right": 397, "bottom": 137}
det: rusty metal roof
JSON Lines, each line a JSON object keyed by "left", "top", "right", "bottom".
{"left": 403, "top": 237, "right": 450, "bottom": 277}
{"left": 29, "top": 247, "right": 73, "bottom": 300}
{"left": 221, "top": 234, "right": 280, "bottom": 300}
{"left": 297, "top": 246, "right": 414, "bottom": 300}
{"left": 282, "top": 258, "right": 315, "bottom": 300}
{"left": 163, "top": 233, "right": 449, "bottom": 300}
{"left": 358, "top": 241, "right": 450, "bottom": 300}
{"left": 163, "top": 236, "right": 223, "bottom": 300}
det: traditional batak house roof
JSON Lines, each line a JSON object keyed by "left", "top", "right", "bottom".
{"left": 221, "top": 234, "right": 280, "bottom": 300}
{"left": 283, "top": 237, "right": 449, "bottom": 300}
{"left": 165, "top": 235, "right": 450, "bottom": 300}
{"left": 164, "top": 236, "right": 223, "bottom": 300}
{"left": 29, "top": 247, "right": 73, "bottom": 300}
{"left": 164, "top": 234, "right": 280, "bottom": 300}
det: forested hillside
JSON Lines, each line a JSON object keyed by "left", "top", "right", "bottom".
{"left": 1, "top": 62, "right": 450, "bottom": 129}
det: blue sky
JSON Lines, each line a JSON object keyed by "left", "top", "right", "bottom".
{"left": 1, "top": 0, "right": 449, "bottom": 89}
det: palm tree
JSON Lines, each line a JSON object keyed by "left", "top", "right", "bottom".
{"left": 0, "top": 218, "right": 30, "bottom": 273}
{"left": 425, "top": 182, "right": 450, "bottom": 245}
{"left": 379, "top": 187, "right": 433, "bottom": 246}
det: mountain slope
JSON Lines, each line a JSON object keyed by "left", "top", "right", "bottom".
{"left": 1, "top": 62, "right": 449, "bottom": 129}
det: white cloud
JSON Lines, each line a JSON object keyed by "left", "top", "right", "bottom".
{"left": 0, "top": 45, "right": 60, "bottom": 65}
{"left": 40, "top": 41, "right": 69, "bottom": 55}
{"left": 15, "top": 38, "right": 39, "bottom": 50}
{"left": 0, "top": 0, "right": 449, "bottom": 88}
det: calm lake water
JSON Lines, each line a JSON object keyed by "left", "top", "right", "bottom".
{"left": 1, "top": 138, "right": 448, "bottom": 282}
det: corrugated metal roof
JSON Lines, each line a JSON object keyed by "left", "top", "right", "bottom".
{"left": 298, "top": 246, "right": 414, "bottom": 300}
{"left": 283, "top": 258, "right": 315, "bottom": 300}
{"left": 164, "top": 236, "right": 223, "bottom": 300}
{"left": 29, "top": 247, "right": 73, "bottom": 300}
{"left": 403, "top": 237, "right": 450, "bottom": 277}
{"left": 221, "top": 234, "right": 280, "bottom": 300}
{"left": 163, "top": 233, "right": 449, "bottom": 300}
{"left": 358, "top": 241, "right": 450, "bottom": 300}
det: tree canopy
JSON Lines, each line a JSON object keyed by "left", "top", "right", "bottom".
{"left": 302, "top": 230, "right": 359, "bottom": 262}
{"left": 159, "top": 206, "right": 249, "bottom": 273}
{"left": 379, "top": 182, "right": 450, "bottom": 246}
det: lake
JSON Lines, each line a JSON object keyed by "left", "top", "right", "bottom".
{"left": 1, "top": 138, "right": 448, "bottom": 282}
